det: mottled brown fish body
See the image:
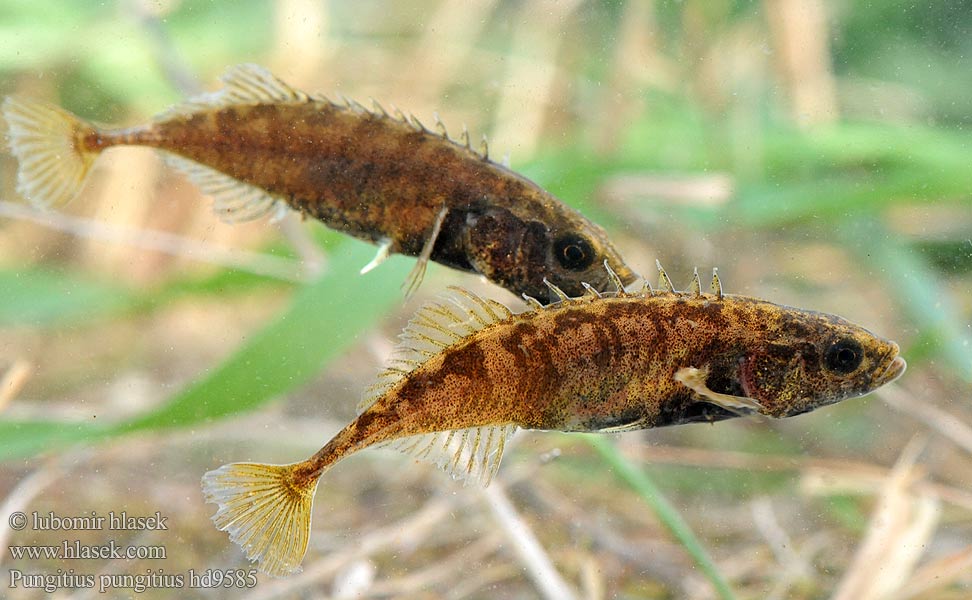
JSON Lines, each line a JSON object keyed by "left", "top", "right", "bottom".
{"left": 4, "top": 64, "right": 635, "bottom": 300}
{"left": 91, "top": 102, "right": 573, "bottom": 259}
{"left": 306, "top": 291, "right": 905, "bottom": 476}
{"left": 201, "top": 272, "right": 905, "bottom": 576}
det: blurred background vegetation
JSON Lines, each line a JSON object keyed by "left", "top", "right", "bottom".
{"left": 0, "top": 1, "right": 969, "bottom": 598}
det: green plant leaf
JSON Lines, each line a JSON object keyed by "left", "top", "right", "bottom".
{"left": 586, "top": 435, "right": 738, "bottom": 600}
{"left": 0, "top": 268, "right": 137, "bottom": 327}
{"left": 0, "top": 240, "right": 412, "bottom": 460}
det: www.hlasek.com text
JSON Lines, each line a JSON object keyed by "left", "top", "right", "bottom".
{"left": 9, "top": 540, "right": 166, "bottom": 561}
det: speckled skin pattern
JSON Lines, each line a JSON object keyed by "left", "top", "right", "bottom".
{"left": 293, "top": 289, "right": 904, "bottom": 483}
{"left": 84, "top": 102, "right": 635, "bottom": 301}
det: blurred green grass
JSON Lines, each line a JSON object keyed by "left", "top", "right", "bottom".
{"left": 0, "top": 268, "right": 137, "bottom": 327}
{"left": 0, "top": 240, "right": 410, "bottom": 459}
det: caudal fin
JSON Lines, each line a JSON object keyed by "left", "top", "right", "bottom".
{"left": 202, "top": 461, "right": 321, "bottom": 577}
{"left": 2, "top": 97, "right": 100, "bottom": 208}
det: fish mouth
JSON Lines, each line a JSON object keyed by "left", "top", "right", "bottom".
{"left": 873, "top": 343, "right": 906, "bottom": 387}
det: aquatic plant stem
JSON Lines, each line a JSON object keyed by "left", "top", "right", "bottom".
{"left": 481, "top": 483, "right": 579, "bottom": 600}
{"left": 585, "top": 435, "right": 738, "bottom": 600}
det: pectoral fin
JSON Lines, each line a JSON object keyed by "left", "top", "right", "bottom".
{"left": 674, "top": 367, "right": 764, "bottom": 415}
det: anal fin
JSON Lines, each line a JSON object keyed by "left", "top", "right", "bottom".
{"left": 379, "top": 424, "right": 518, "bottom": 487}
{"left": 162, "top": 153, "right": 288, "bottom": 224}
{"left": 674, "top": 367, "right": 764, "bottom": 415}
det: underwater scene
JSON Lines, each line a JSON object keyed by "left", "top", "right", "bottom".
{"left": 1, "top": 1, "right": 970, "bottom": 598}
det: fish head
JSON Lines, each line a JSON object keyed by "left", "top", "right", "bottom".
{"left": 738, "top": 308, "right": 906, "bottom": 418}
{"left": 464, "top": 207, "right": 636, "bottom": 302}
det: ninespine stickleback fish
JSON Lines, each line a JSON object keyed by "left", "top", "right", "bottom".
{"left": 202, "top": 262, "right": 905, "bottom": 576}
{"left": 1, "top": 64, "right": 636, "bottom": 301}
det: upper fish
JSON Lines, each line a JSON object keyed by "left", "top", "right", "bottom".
{"left": 2, "top": 63, "right": 636, "bottom": 301}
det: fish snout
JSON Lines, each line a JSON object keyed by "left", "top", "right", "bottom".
{"left": 874, "top": 342, "right": 906, "bottom": 387}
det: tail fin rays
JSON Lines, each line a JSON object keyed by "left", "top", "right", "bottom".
{"left": 2, "top": 97, "right": 100, "bottom": 208}
{"left": 201, "top": 462, "right": 321, "bottom": 578}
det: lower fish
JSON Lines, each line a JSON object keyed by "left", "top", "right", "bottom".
{"left": 2, "top": 64, "right": 636, "bottom": 301}
{"left": 202, "top": 262, "right": 906, "bottom": 576}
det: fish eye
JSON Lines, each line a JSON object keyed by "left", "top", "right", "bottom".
{"left": 824, "top": 339, "right": 864, "bottom": 374}
{"left": 553, "top": 234, "right": 595, "bottom": 271}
